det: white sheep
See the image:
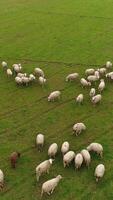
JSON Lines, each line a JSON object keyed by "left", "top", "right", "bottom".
{"left": 80, "top": 78, "right": 91, "bottom": 88}
{"left": 13, "top": 63, "right": 22, "bottom": 74}
{"left": 0, "top": 169, "right": 4, "bottom": 190}
{"left": 41, "top": 175, "right": 62, "bottom": 197}
{"left": 1, "top": 61, "right": 7, "bottom": 69}
{"left": 98, "top": 79, "right": 105, "bottom": 93}
{"left": 39, "top": 76, "right": 46, "bottom": 85}
{"left": 73, "top": 122, "right": 86, "bottom": 136}
{"left": 85, "top": 68, "right": 95, "bottom": 75}
{"left": 22, "top": 77, "right": 30, "bottom": 86}
{"left": 106, "top": 61, "right": 112, "bottom": 69}
{"left": 7, "top": 69, "right": 13, "bottom": 77}
{"left": 15, "top": 77, "right": 22, "bottom": 85}
{"left": 92, "top": 94, "right": 102, "bottom": 105}
{"left": 94, "top": 164, "right": 105, "bottom": 182}
{"left": 74, "top": 153, "right": 83, "bottom": 170}
{"left": 89, "top": 88, "right": 96, "bottom": 98}
{"left": 48, "top": 143, "right": 58, "bottom": 158}
{"left": 61, "top": 141, "right": 69, "bottom": 156}
{"left": 36, "top": 159, "right": 53, "bottom": 182}
{"left": 81, "top": 149, "right": 91, "bottom": 168}
{"left": 76, "top": 94, "right": 84, "bottom": 104}
{"left": 94, "top": 70, "right": 100, "bottom": 78}
{"left": 66, "top": 73, "right": 79, "bottom": 82}
{"left": 106, "top": 72, "right": 113, "bottom": 79}
{"left": 63, "top": 151, "right": 75, "bottom": 167}
{"left": 17, "top": 73, "right": 27, "bottom": 78}
{"left": 34, "top": 67, "right": 44, "bottom": 77}
{"left": 87, "top": 142, "right": 103, "bottom": 157}
{"left": 87, "top": 75, "right": 99, "bottom": 83}
{"left": 36, "top": 134, "right": 44, "bottom": 151}
{"left": 97, "top": 68, "right": 106, "bottom": 75}
{"left": 48, "top": 91, "right": 61, "bottom": 102}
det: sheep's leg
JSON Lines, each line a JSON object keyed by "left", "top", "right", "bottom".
{"left": 47, "top": 192, "right": 51, "bottom": 195}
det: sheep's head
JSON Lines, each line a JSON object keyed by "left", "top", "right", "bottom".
{"left": 57, "top": 175, "right": 63, "bottom": 180}
{"left": 49, "top": 159, "right": 54, "bottom": 164}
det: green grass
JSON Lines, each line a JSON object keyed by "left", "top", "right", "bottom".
{"left": 0, "top": 0, "right": 113, "bottom": 199}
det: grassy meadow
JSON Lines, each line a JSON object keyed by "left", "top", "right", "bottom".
{"left": 0, "top": 0, "right": 113, "bottom": 199}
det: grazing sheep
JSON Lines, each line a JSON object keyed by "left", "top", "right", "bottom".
{"left": 7, "top": 69, "right": 13, "bottom": 77}
{"left": 94, "top": 70, "right": 100, "bottom": 78}
{"left": 76, "top": 94, "right": 84, "bottom": 104}
{"left": 10, "top": 152, "right": 20, "bottom": 168}
{"left": 80, "top": 78, "right": 91, "bottom": 88}
{"left": 0, "top": 169, "right": 4, "bottom": 190}
{"left": 29, "top": 74, "right": 36, "bottom": 81}
{"left": 17, "top": 73, "right": 27, "bottom": 78}
{"left": 48, "top": 143, "right": 58, "bottom": 158}
{"left": 98, "top": 79, "right": 105, "bottom": 93}
{"left": 1, "top": 61, "right": 7, "bottom": 69}
{"left": 48, "top": 91, "right": 61, "bottom": 102}
{"left": 74, "top": 153, "right": 83, "bottom": 170}
{"left": 36, "top": 159, "right": 53, "bottom": 182}
{"left": 97, "top": 68, "right": 106, "bottom": 75}
{"left": 61, "top": 141, "right": 69, "bottom": 156}
{"left": 63, "top": 151, "right": 75, "bottom": 167}
{"left": 89, "top": 88, "right": 96, "bottom": 98}
{"left": 85, "top": 68, "right": 95, "bottom": 75}
{"left": 39, "top": 76, "right": 46, "bottom": 85}
{"left": 66, "top": 73, "right": 79, "bottom": 82}
{"left": 81, "top": 149, "right": 91, "bottom": 168}
{"left": 94, "top": 164, "right": 105, "bottom": 182}
{"left": 15, "top": 77, "right": 23, "bottom": 85}
{"left": 13, "top": 64, "right": 22, "bottom": 74}
{"left": 106, "top": 61, "right": 112, "bottom": 69}
{"left": 41, "top": 175, "right": 62, "bottom": 197}
{"left": 36, "top": 134, "right": 44, "bottom": 151}
{"left": 34, "top": 67, "right": 44, "bottom": 77}
{"left": 87, "top": 143, "right": 103, "bottom": 157}
{"left": 73, "top": 122, "right": 86, "bottom": 136}
{"left": 92, "top": 94, "right": 102, "bottom": 105}
{"left": 87, "top": 75, "right": 99, "bottom": 83}
{"left": 22, "top": 77, "right": 30, "bottom": 86}
{"left": 106, "top": 72, "right": 113, "bottom": 79}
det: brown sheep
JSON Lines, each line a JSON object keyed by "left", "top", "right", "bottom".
{"left": 10, "top": 152, "right": 20, "bottom": 168}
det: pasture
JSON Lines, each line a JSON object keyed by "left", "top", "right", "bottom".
{"left": 0, "top": 0, "right": 113, "bottom": 199}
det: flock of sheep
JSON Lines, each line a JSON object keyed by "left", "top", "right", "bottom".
{"left": 1, "top": 60, "right": 113, "bottom": 197}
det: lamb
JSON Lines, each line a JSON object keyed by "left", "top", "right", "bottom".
{"left": 106, "top": 61, "right": 112, "bottom": 69}
{"left": 48, "top": 91, "right": 61, "bottom": 102}
{"left": 38, "top": 76, "right": 46, "bottom": 85}
{"left": 89, "top": 88, "right": 96, "bottom": 98}
{"left": 66, "top": 73, "right": 79, "bottom": 82}
{"left": 74, "top": 153, "right": 83, "bottom": 170}
{"left": 1, "top": 61, "right": 7, "bottom": 69}
{"left": 85, "top": 68, "right": 95, "bottom": 75}
{"left": 63, "top": 151, "right": 75, "bottom": 167}
{"left": 0, "top": 169, "right": 4, "bottom": 190}
{"left": 15, "top": 77, "right": 23, "bottom": 85}
{"left": 41, "top": 175, "right": 62, "bottom": 197}
{"left": 87, "top": 143, "right": 103, "bottom": 157}
{"left": 7, "top": 69, "right": 13, "bottom": 77}
{"left": 48, "top": 143, "right": 58, "bottom": 158}
{"left": 94, "top": 164, "right": 105, "bottom": 182}
{"left": 34, "top": 67, "right": 44, "bottom": 77}
{"left": 36, "top": 134, "right": 44, "bottom": 151}
{"left": 98, "top": 79, "right": 105, "bottom": 93}
{"left": 80, "top": 78, "right": 91, "bottom": 88}
{"left": 36, "top": 159, "right": 53, "bottom": 182}
{"left": 10, "top": 151, "right": 21, "bottom": 168}
{"left": 76, "top": 94, "right": 84, "bottom": 104}
{"left": 61, "top": 141, "right": 69, "bottom": 156}
{"left": 92, "top": 94, "right": 102, "bottom": 105}
{"left": 73, "top": 122, "right": 86, "bottom": 136}
{"left": 81, "top": 149, "right": 91, "bottom": 168}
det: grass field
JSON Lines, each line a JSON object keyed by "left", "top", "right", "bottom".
{"left": 0, "top": 0, "right": 113, "bottom": 199}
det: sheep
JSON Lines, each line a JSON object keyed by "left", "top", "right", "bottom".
{"left": 87, "top": 143, "right": 103, "bottom": 157}
{"left": 15, "top": 77, "right": 23, "bottom": 85}
{"left": 73, "top": 122, "right": 86, "bottom": 136}
{"left": 94, "top": 164, "right": 105, "bottom": 182}
{"left": 97, "top": 68, "right": 106, "bottom": 75}
{"left": 21, "top": 77, "right": 30, "bottom": 86}
{"left": 7, "top": 69, "right": 13, "bottom": 77}
{"left": 98, "top": 79, "right": 105, "bottom": 93}
{"left": 94, "top": 70, "right": 100, "bottom": 78}
{"left": 61, "top": 141, "right": 69, "bottom": 156}
{"left": 29, "top": 74, "right": 36, "bottom": 81}
{"left": 85, "top": 68, "right": 95, "bottom": 76}
{"left": 48, "top": 143, "right": 58, "bottom": 158}
{"left": 1, "top": 61, "right": 7, "bottom": 69}
{"left": 106, "top": 61, "right": 112, "bottom": 69}
{"left": 81, "top": 149, "right": 91, "bottom": 168}
{"left": 0, "top": 169, "right": 4, "bottom": 190}
{"left": 34, "top": 67, "right": 44, "bottom": 77}
{"left": 36, "top": 159, "right": 53, "bottom": 182}
{"left": 89, "top": 88, "right": 96, "bottom": 98}
{"left": 106, "top": 72, "right": 113, "bottom": 79}
{"left": 63, "top": 151, "right": 75, "bottom": 167}
{"left": 10, "top": 151, "right": 21, "bottom": 168}
{"left": 17, "top": 73, "right": 27, "bottom": 78}
{"left": 74, "top": 153, "right": 83, "bottom": 170}
{"left": 48, "top": 91, "right": 61, "bottom": 102}
{"left": 76, "top": 94, "right": 84, "bottom": 104}
{"left": 36, "top": 134, "right": 44, "bottom": 151}
{"left": 80, "top": 78, "right": 91, "bottom": 88}
{"left": 13, "top": 64, "right": 22, "bottom": 74}
{"left": 66, "top": 73, "right": 79, "bottom": 82}
{"left": 38, "top": 76, "right": 46, "bottom": 85}
{"left": 41, "top": 175, "right": 62, "bottom": 197}
{"left": 87, "top": 75, "right": 99, "bottom": 83}
{"left": 91, "top": 94, "right": 102, "bottom": 105}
